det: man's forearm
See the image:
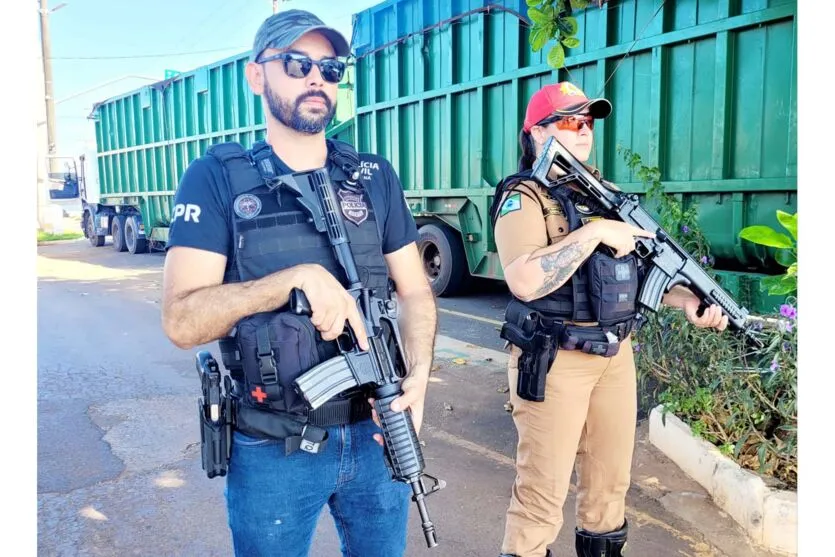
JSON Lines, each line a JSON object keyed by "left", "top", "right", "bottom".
{"left": 395, "top": 289, "right": 438, "bottom": 379}
{"left": 162, "top": 267, "right": 300, "bottom": 349}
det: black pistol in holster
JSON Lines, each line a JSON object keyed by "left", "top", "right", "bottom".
{"left": 500, "top": 300, "right": 559, "bottom": 403}
{"left": 196, "top": 350, "right": 234, "bottom": 479}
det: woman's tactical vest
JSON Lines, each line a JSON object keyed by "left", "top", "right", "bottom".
{"left": 207, "top": 139, "right": 391, "bottom": 429}
{"left": 490, "top": 168, "right": 644, "bottom": 359}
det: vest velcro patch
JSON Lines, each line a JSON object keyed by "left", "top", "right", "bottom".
{"left": 338, "top": 188, "right": 369, "bottom": 225}
{"left": 499, "top": 193, "right": 522, "bottom": 217}
{"left": 234, "top": 193, "right": 262, "bottom": 219}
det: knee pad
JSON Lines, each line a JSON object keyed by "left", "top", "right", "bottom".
{"left": 575, "top": 519, "right": 628, "bottom": 557}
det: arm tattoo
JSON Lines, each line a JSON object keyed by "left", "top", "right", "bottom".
{"left": 530, "top": 240, "right": 593, "bottom": 299}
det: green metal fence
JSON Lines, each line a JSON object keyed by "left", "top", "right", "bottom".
{"left": 90, "top": 55, "right": 355, "bottom": 242}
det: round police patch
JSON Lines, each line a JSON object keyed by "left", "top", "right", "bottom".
{"left": 233, "top": 194, "right": 262, "bottom": 219}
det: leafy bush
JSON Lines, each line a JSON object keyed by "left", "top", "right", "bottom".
{"left": 620, "top": 147, "right": 798, "bottom": 490}
{"left": 739, "top": 211, "right": 797, "bottom": 297}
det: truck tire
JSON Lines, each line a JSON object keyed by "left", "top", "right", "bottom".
{"left": 124, "top": 215, "right": 148, "bottom": 255}
{"left": 417, "top": 223, "right": 468, "bottom": 297}
{"left": 112, "top": 215, "right": 127, "bottom": 252}
{"left": 84, "top": 211, "right": 105, "bottom": 248}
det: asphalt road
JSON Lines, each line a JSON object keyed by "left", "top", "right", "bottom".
{"left": 37, "top": 239, "right": 777, "bottom": 557}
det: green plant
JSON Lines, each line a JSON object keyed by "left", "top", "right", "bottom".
{"left": 739, "top": 211, "right": 798, "bottom": 297}
{"left": 619, "top": 147, "right": 798, "bottom": 490}
{"left": 637, "top": 303, "right": 798, "bottom": 488}
{"left": 526, "top": 0, "right": 591, "bottom": 69}
{"left": 617, "top": 145, "right": 712, "bottom": 265}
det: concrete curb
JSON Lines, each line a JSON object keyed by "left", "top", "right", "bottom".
{"left": 648, "top": 405, "right": 797, "bottom": 556}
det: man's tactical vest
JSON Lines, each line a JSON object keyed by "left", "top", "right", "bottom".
{"left": 490, "top": 168, "right": 644, "bottom": 352}
{"left": 206, "top": 138, "right": 391, "bottom": 428}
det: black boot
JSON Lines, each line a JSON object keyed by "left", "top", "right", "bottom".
{"left": 575, "top": 520, "right": 628, "bottom": 557}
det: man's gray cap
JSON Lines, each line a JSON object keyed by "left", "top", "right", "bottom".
{"left": 251, "top": 9, "right": 351, "bottom": 61}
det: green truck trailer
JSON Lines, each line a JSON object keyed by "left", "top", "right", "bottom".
{"left": 79, "top": 58, "right": 356, "bottom": 253}
{"left": 81, "top": 0, "right": 797, "bottom": 314}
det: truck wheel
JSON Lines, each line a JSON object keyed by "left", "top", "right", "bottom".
{"left": 418, "top": 223, "right": 468, "bottom": 297}
{"left": 124, "top": 215, "right": 148, "bottom": 255}
{"left": 112, "top": 215, "right": 127, "bottom": 252}
{"left": 84, "top": 212, "right": 105, "bottom": 247}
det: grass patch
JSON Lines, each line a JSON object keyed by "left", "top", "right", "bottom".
{"left": 37, "top": 230, "right": 83, "bottom": 243}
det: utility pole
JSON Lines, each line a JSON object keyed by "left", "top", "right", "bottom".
{"left": 36, "top": 0, "right": 67, "bottom": 231}
{"left": 36, "top": 29, "right": 50, "bottom": 231}
{"left": 38, "top": 0, "right": 57, "bottom": 172}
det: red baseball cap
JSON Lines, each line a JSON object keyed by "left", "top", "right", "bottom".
{"left": 523, "top": 82, "right": 612, "bottom": 132}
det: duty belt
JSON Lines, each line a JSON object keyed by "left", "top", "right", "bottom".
{"left": 230, "top": 379, "right": 371, "bottom": 427}
{"left": 539, "top": 318, "right": 636, "bottom": 358}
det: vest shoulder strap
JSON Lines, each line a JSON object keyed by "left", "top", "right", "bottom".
{"left": 206, "top": 141, "right": 248, "bottom": 163}
{"left": 205, "top": 141, "right": 265, "bottom": 196}
{"left": 327, "top": 139, "right": 361, "bottom": 178}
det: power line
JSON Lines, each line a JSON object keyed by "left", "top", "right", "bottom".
{"left": 49, "top": 45, "right": 250, "bottom": 61}
{"left": 177, "top": 0, "right": 253, "bottom": 59}
{"left": 595, "top": 0, "right": 668, "bottom": 98}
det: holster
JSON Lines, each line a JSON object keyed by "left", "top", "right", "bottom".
{"left": 198, "top": 375, "right": 234, "bottom": 479}
{"left": 500, "top": 300, "right": 560, "bottom": 403}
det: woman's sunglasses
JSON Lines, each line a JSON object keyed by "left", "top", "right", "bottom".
{"left": 537, "top": 114, "right": 595, "bottom": 132}
{"left": 257, "top": 52, "right": 347, "bottom": 84}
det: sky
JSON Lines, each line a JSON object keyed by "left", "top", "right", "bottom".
{"left": 44, "top": 0, "right": 383, "bottom": 156}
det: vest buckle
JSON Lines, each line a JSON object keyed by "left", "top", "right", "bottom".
{"left": 258, "top": 352, "right": 278, "bottom": 385}
{"left": 255, "top": 326, "right": 279, "bottom": 385}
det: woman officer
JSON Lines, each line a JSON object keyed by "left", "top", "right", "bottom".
{"left": 491, "top": 81, "right": 729, "bottom": 557}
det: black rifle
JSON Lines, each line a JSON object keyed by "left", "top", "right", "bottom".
{"left": 274, "top": 167, "right": 445, "bottom": 549}
{"left": 196, "top": 350, "right": 233, "bottom": 479}
{"left": 531, "top": 136, "right": 761, "bottom": 346}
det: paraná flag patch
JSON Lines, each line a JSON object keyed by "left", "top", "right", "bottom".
{"left": 500, "top": 193, "right": 522, "bottom": 217}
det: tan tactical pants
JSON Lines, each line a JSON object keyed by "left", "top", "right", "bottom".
{"left": 500, "top": 338, "right": 637, "bottom": 557}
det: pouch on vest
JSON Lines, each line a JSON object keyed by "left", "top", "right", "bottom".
{"left": 236, "top": 311, "right": 322, "bottom": 415}
{"left": 587, "top": 251, "right": 639, "bottom": 327}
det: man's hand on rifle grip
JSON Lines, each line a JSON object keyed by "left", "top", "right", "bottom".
{"left": 293, "top": 264, "right": 370, "bottom": 350}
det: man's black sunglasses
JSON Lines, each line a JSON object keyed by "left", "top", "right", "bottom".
{"left": 256, "top": 52, "right": 346, "bottom": 84}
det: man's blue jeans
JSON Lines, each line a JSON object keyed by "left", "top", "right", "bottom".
{"left": 225, "top": 416, "right": 411, "bottom": 556}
